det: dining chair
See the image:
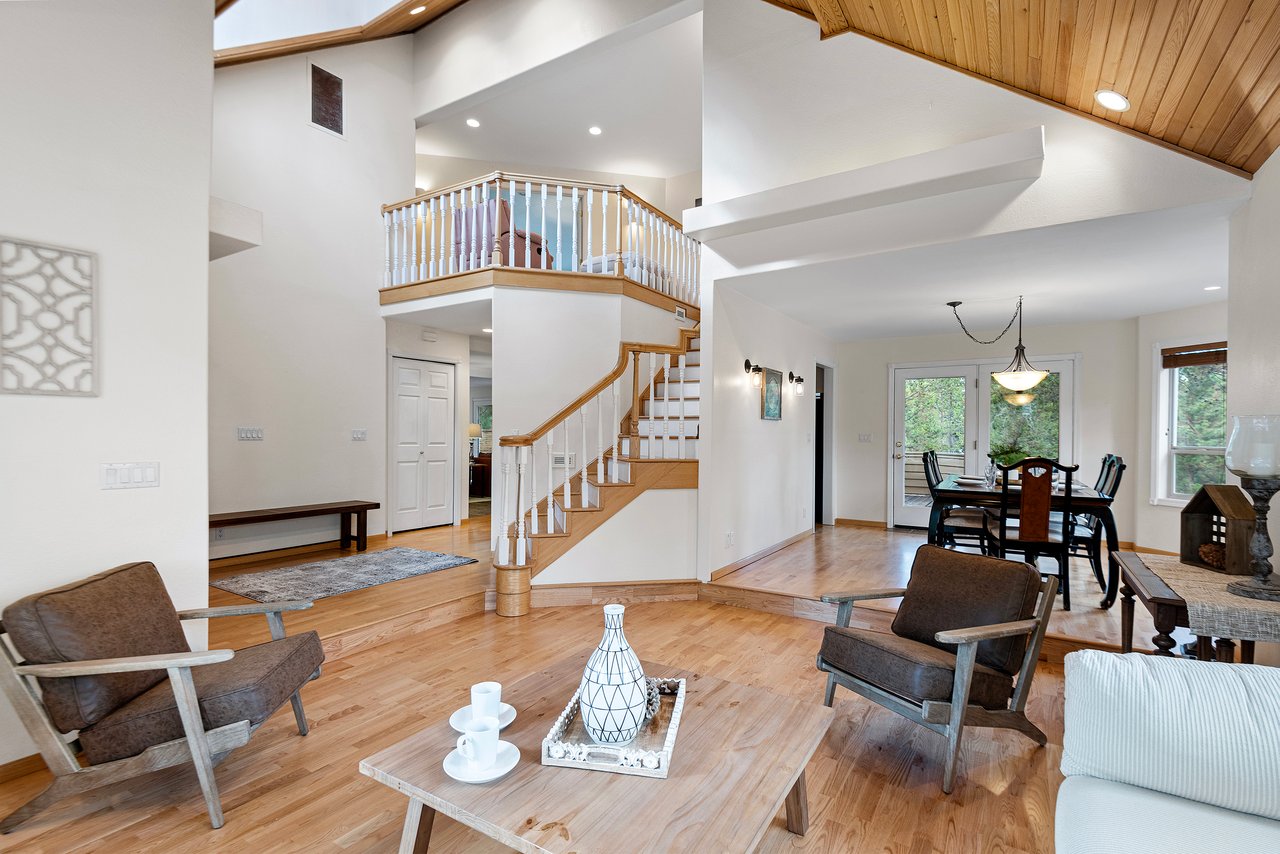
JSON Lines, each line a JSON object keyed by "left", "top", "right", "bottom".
{"left": 923, "top": 451, "right": 988, "bottom": 554}
{"left": 817, "top": 545, "right": 1056, "bottom": 793}
{"left": 1067, "top": 455, "right": 1126, "bottom": 590}
{"left": 986, "top": 456, "right": 1080, "bottom": 610}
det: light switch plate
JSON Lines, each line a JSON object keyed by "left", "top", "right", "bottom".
{"left": 101, "top": 462, "right": 160, "bottom": 490}
{"left": 237, "top": 427, "right": 264, "bottom": 441}
{"left": 352, "top": 429, "right": 368, "bottom": 441}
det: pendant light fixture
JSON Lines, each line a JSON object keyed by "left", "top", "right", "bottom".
{"left": 948, "top": 295, "right": 1048, "bottom": 393}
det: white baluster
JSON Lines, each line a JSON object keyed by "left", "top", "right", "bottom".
{"left": 571, "top": 187, "right": 579, "bottom": 275}
{"left": 480, "top": 182, "right": 490, "bottom": 268}
{"left": 626, "top": 199, "right": 634, "bottom": 279}
{"left": 509, "top": 179, "right": 516, "bottom": 266}
{"left": 446, "top": 192, "right": 455, "bottom": 275}
{"left": 390, "top": 208, "right": 400, "bottom": 285}
{"left": 586, "top": 189, "right": 593, "bottom": 275}
{"left": 596, "top": 391, "right": 604, "bottom": 482}
{"left": 427, "top": 197, "right": 436, "bottom": 278}
{"left": 647, "top": 352, "right": 656, "bottom": 459}
{"left": 612, "top": 377, "right": 620, "bottom": 481}
{"left": 498, "top": 449, "right": 511, "bottom": 564}
{"left": 555, "top": 185, "right": 563, "bottom": 272}
{"left": 579, "top": 407, "right": 588, "bottom": 508}
{"left": 562, "top": 419, "right": 572, "bottom": 513}
{"left": 383, "top": 210, "right": 391, "bottom": 288}
{"left": 661, "top": 352, "right": 671, "bottom": 459}
{"left": 678, "top": 353, "right": 687, "bottom": 459}
{"left": 515, "top": 446, "right": 527, "bottom": 565}
{"left": 528, "top": 440, "right": 538, "bottom": 535}
{"left": 540, "top": 183, "right": 548, "bottom": 270}
{"left": 546, "top": 432, "right": 555, "bottom": 532}
{"left": 468, "top": 184, "right": 478, "bottom": 271}
{"left": 409, "top": 203, "right": 419, "bottom": 282}
{"left": 601, "top": 189, "right": 609, "bottom": 275}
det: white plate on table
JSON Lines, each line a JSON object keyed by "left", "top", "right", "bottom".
{"left": 443, "top": 741, "right": 519, "bottom": 784}
{"left": 450, "top": 703, "right": 517, "bottom": 733}
{"left": 954, "top": 477, "right": 986, "bottom": 486}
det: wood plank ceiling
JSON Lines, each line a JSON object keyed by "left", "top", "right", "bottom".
{"left": 766, "top": 0, "right": 1280, "bottom": 175}
{"left": 213, "top": 0, "right": 470, "bottom": 68}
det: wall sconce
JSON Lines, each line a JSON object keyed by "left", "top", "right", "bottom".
{"left": 744, "top": 360, "right": 762, "bottom": 388}
{"left": 788, "top": 372, "right": 805, "bottom": 396}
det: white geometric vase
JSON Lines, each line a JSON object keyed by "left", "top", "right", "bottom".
{"left": 579, "top": 604, "right": 648, "bottom": 746}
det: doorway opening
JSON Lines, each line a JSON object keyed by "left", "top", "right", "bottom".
{"left": 815, "top": 364, "right": 834, "bottom": 526}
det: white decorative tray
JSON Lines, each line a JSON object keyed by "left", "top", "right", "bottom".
{"left": 540, "top": 677, "right": 685, "bottom": 779}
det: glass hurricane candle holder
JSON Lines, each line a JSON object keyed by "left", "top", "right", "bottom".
{"left": 1225, "top": 415, "right": 1280, "bottom": 602}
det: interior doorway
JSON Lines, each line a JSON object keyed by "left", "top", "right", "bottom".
{"left": 390, "top": 357, "right": 456, "bottom": 533}
{"left": 815, "top": 364, "right": 834, "bottom": 526}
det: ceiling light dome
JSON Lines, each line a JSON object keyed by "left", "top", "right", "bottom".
{"left": 588, "top": 126, "right": 602, "bottom": 136}
{"left": 1094, "top": 89, "right": 1131, "bottom": 112}
{"left": 465, "top": 118, "right": 480, "bottom": 128}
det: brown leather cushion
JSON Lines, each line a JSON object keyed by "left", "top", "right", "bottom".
{"left": 891, "top": 545, "right": 1040, "bottom": 675}
{"left": 79, "top": 631, "right": 324, "bottom": 765}
{"left": 820, "top": 626, "right": 1013, "bottom": 710}
{"left": 2, "top": 563, "right": 190, "bottom": 733}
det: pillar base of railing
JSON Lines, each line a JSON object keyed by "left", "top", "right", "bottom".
{"left": 495, "top": 565, "right": 531, "bottom": 617}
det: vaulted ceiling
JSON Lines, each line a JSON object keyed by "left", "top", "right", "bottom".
{"left": 766, "top": 0, "right": 1280, "bottom": 175}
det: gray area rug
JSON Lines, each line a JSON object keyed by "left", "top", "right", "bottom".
{"left": 211, "top": 547, "right": 478, "bottom": 603}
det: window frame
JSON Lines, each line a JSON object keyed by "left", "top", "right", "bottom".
{"left": 1151, "top": 339, "right": 1227, "bottom": 506}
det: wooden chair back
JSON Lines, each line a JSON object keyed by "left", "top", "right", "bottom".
{"left": 996, "top": 457, "right": 1077, "bottom": 544}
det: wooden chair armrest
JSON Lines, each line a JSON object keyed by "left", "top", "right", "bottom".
{"left": 820, "top": 588, "right": 908, "bottom": 604}
{"left": 934, "top": 618, "right": 1039, "bottom": 645}
{"left": 178, "top": 601, "right": 313, "bottom": 620}
{"left": 15, "top": 649, "right": 234, "bottom": 678}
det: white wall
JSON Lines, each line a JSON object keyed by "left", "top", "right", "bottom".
{"left": 0, "top": 0, "right": 212, "bottom": 763}
{"left": 1134, "top": 303, "right": 1229, "bottom": 550}
{"left": 208, "top": 38, "right": 416, "bottom": 557}
{"left": 532, "top": 489, "right": 698, "bottom": 584}
{"left": 410, "top": 0, "right": 698, "bottom": 121}
{"left": 697, "top": 278, "right": 836, "bottom": 578}
{"left": 835, "top": 319, "right": 1138, "bottom": 536}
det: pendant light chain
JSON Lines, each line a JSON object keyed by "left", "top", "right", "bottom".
{"left": 949, "top": 296, "right": 1022, "bottom": 345}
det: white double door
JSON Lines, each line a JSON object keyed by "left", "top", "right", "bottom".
{"left": 391, "top": 357, "right": 455, "bottom": 533}
{"left": 890, "top": 358, "right": 1076, "bottom": 528}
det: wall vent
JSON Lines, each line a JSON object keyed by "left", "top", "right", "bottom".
{"left": 310, "top": 64, "right": 343, "bottom": 135}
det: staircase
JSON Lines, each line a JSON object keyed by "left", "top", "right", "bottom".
{"left": 492, "top": 327, "right": 701, "bottom": 616}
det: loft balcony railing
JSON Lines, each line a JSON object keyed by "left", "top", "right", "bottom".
{"left": 381, "top": 172, "right": 701, "bottom": 307}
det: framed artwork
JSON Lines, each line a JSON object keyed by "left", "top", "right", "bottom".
{"left": 761, "top": 368, "right": 782, "bottom": 421}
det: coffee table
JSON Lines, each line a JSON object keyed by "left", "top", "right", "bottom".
{"left": 360, "top": 654, "right": 834, "bottom": 852}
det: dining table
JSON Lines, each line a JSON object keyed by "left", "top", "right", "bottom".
{"left": 927, "top": 474, "right": 1122, "bottom": 609}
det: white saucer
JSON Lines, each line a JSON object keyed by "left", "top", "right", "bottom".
{"left": 450, "top": 703, "right": 516, "bottom": 733}
{"left": 443, "top": 741, "right": 519, "bottom": 783}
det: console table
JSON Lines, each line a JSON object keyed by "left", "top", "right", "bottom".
{"left": 1117, "top": 551, "right": 1258, "bottom": 662}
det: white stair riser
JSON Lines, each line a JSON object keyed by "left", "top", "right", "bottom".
{"left": 635, "top": 420, "right": 699, "bottom": 437}
{"left": 621, "top": 437, "right": 698, "bottom": 458}
{"left": 608, "top": 459, "right": 631, "bottom": 482}
{"left": 645, "top": 399, "right": 700, "bottom": 417}
{"left": 659, "top": 365, "right": 701, "bottom": 381}
{"left": 653, "top": 382, "right": 701, "bottom": 399}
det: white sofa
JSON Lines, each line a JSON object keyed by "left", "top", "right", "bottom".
{"left": 1057, "top": 650, "right": 1280, "bottom": 854}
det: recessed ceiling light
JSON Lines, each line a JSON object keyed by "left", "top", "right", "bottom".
{"left": 482, "top": 327, "right": 493, "bottom": 334}
{"left": 1094, "top": 89, "right": 1131, "bottom": 112}
{"left": 466, "top": 118, "right": 480, "bottom": 128}
{"left": 1205, "top": 285, "right": 1222, "bottom": 291}
{"left": 588, "top": 126, "right": 602, "bottom": 136}
{"left": 409, "top": 5, "right": 427, "bottom": 14}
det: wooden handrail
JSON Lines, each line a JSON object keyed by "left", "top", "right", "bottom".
{"left": 498, "top": 328, "right": 698, "bottom": 448}
{"left": 619, "top": 188, "right": 684, "bottom": 231}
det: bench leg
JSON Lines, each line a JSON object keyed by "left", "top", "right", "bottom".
{"left": 784, "top": 770, "right": 809, "bottom": 835}
{"left": 340, "top": 512, "right": 352, "bottom": 549}
{"left": 400, "top": 798, "right": 435, "bottom": 854}
{"left": 356, "top": 510, "right": 368, "bottom": 551}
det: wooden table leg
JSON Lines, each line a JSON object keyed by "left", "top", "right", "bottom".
{"left": 784, "top": 770, "right": 809, "bottom": 836}
{"left": 1120, "top": 584, "right": 1135, "bottom": 653}
{"left": 1152, "top": 605, "right": 1177, "bottom": 657}
{"left": 1196, "top": 637, "right": 1214, "bottom": 661}
{"left": 356, "top": 509, "right": 368, "bottom": 551}
{"left": 1242, "top": 640, "right": 1256, "bottom": 664}
{"left": 1099, "top": 509, "right": 1121, "bottom": 609}
{"left": 399, "top": 798, "right": 435, "bottom": 854}
{"left": 340, "top": 511, "right": 353, "bottom": 549}
{"left": 1216, "top": 638, "right": 1237, "bottom": 663}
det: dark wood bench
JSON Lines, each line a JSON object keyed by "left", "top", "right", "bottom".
{"left": 210, "top": 500, "right": 381, "bottom": 551}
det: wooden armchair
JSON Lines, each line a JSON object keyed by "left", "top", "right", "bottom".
{"left": 816, "top": 545, "right": 1055, "bottom": 793}
{"left": 0, "top": 562, "right": 324, "bottom": 832}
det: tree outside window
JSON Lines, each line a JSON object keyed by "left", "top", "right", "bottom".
{"left": 1170, "top": 362, "right": 1227, "bottom": 495}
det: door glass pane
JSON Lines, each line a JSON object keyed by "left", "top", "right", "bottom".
{"left": 989, "top": 372, "right": 1060, "bottom": 464}
{"left": 902, "top": 376, "right": 967, "bottom": 505}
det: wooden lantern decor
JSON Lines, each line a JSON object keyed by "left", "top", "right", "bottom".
{"left": 1180, "top": 484, "right": 1256, "bottom": 575}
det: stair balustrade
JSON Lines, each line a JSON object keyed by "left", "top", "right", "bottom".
{"left": 492, "top": 332, "right": 699, "bottom": 574}
{"left": 381, "top": 172, "right": 701, "bottom": 306}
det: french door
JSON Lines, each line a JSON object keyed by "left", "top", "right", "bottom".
{"left": 391, "top": 357, "right": 455, "bottom": 532}
{"left": 889, "top": 358, "right": 1077, "bottom": 528}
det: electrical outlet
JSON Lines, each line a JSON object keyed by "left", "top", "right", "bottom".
{"left": 725, "top": 531, "right": 735, "bottom": 548}
{"left": 352, "top": 429, "right": 368, "bottom": 441}
{"left": 858, "top": 433, "right": 873, "bottom": 443}
{"left": 237, "top": 427, "right": 264, "bottom": 441}
{"left": 215, "top": 528, "right": 225, "bottom": 540}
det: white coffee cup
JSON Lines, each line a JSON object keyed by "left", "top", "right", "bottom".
{"left": 471, "top": 681, "right": 502, "bottom": 720}
{"left": 456, "top": 715, "right": 500, "bottom": 770}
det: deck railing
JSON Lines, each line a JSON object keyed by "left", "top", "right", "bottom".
{"left": 381, "top": 172, "right": 701, "bottom": 306}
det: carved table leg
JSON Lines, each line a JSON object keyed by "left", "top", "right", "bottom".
{"left": 1152, "top": 605, "right": 1177, "bottom": 657}
{"left": 399, "top": 798, "right": 436, "bottom": 854}
{"left": 1196, "top": 637, "right": 1215, "bottom": 661}
{"left": 1215, "top": 638, "right": 1237, "bottom": 663}
{"left": 784, "top": 770, "right": 809, "bottom": 835}
{"left": 1120, "top": 584, "right": 1135, "bottom": 653}
{"left": 1099, "top": 509, "right": 1121, "bottom": 609}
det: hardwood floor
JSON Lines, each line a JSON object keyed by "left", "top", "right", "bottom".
{"left": 0, "top": 600, "right": 1064, "bottom": 853}
{"left": 712, "top": 525, "right": 1173, "bottom": 652}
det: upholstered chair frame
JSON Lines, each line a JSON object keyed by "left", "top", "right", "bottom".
{"left": 817, "top": 572, "right": 1056, "bottom": 794}
{"left": 0, "top": 599, "right": 318, "bottom": 833}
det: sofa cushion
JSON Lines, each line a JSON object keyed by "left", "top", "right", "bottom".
{"left": 2, "top": 562, "right": 190, "bottom": 732}
{"left": 820, "top": 626, "right": 1013, "bottom": 710}
{"left": 891, "top": 545, "right": 1041, "bottom": 675}
{"left": 79, "top": 631, "right": 324, "bottom": 765}
{"left": 1056, "top": 776, "right": 1280, "bottom": 854}
{"left": 1062, "top": 650, "right": 1280, "bottom": 822}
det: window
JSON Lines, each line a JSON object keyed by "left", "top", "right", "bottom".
{"left": 1158, "top": 342, "right": 1227, "bottom": 501}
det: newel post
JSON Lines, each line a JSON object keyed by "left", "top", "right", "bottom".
{"left": 629, "top": 350, "right": 642, "bottom": 453}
